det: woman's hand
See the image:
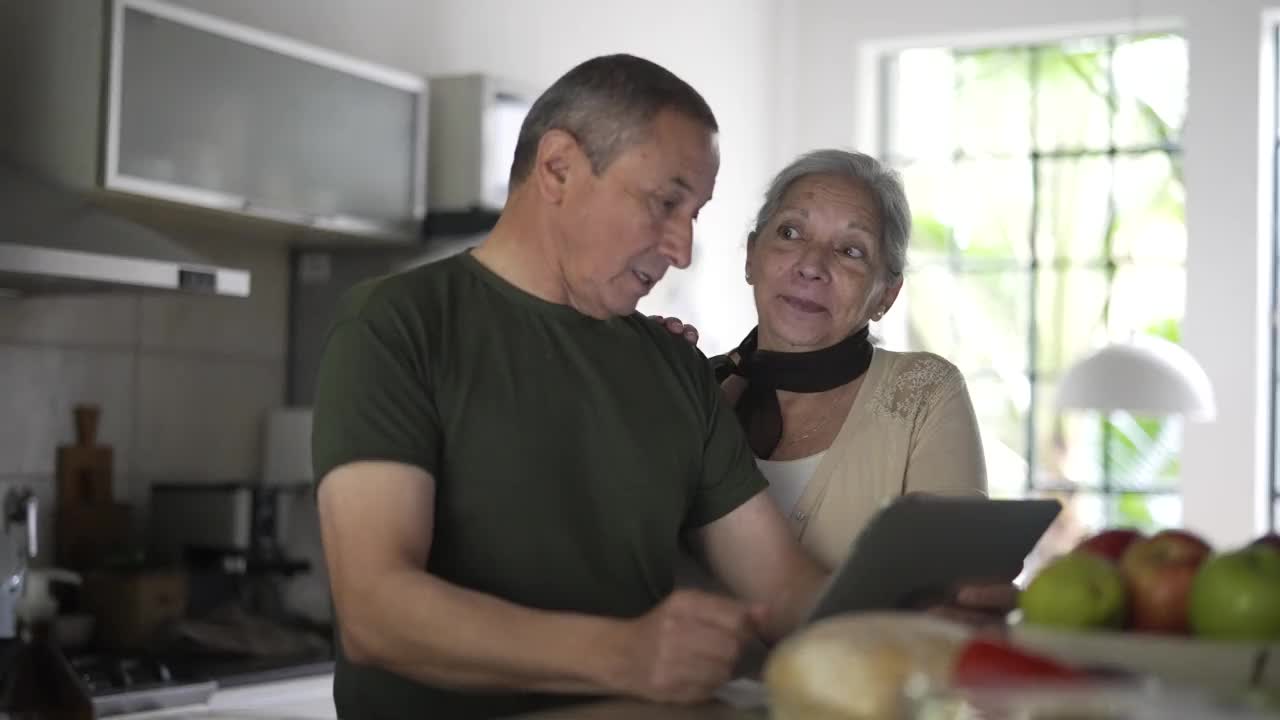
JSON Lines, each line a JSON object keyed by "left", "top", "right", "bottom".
{"left": 649, "top": 315, "right": 700, "bottom": 346}
{"left": 927, "top": 581, "right": 1020, "bottom": 630}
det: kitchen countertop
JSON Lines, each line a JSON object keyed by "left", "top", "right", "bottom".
{"left": 513, "top": 701, "right": 764, "bottom": 719}
{"left": 511, "top": 683, "right": 769, "bottom": 720}
{"left": 191, "top": 657, "right": 334, "bottom": 689}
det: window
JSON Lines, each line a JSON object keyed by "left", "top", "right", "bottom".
{"left": 1271, "top": 26, "right": 1280, "bottom": 533}
{"left": 880, "top": 34, "right": 1189, "bottom": 552}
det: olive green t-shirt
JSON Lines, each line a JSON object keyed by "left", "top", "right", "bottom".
{"left": 311, "top": 251, "right": 766, "bottom": 719}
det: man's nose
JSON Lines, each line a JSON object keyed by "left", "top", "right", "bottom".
{"left": 659, "top": 219, "right": 694, "bottom": 270}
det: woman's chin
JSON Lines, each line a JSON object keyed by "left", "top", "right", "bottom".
{"left": 762, "top": 326, "right": 834, "bottom": 352}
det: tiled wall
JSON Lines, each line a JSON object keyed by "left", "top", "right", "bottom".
{"left": 0, "top": 207, "right": 292, "bottom": 565}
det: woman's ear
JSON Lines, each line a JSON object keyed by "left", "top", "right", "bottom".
{"left": 876, "top": 276, "right": 904, "bottom": 317}
{"left": 744, "top": 232, "right": 758, "bottom": 284}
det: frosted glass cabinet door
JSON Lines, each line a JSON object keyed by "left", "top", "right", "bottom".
{"left": 106, "top": 0, "right": 426, "bottom": 237}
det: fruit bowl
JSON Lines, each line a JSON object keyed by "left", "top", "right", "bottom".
{"left": 907, "top": 678, "right": 1280, "bottom": 720}
{"left": 1008, "top": 622, "right": 1279, "bottom": 696}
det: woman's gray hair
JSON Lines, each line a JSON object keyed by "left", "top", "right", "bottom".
{"left": 751, "top": 149, "right": 910, "bottom": 279}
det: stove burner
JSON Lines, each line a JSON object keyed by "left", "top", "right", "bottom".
{"left": 70, "top": 655, "right": 177, "bottom": 694}
{"left": 67, "top": 653, "right": 219, "bottom": 716}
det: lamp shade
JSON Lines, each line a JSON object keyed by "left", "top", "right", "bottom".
{"left": 1055, "top": 337, "right": 1216, "bottom": 421}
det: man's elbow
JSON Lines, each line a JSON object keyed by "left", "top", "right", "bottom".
{"left": 336, "top": 612, "right": 385, "bottom": 666}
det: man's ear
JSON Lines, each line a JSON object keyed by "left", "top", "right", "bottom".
{"left": 532, "top": 129, "right": 582, "bottom": 204}
{"left": 744, "top": 232, "right": 757, "bottom": 285}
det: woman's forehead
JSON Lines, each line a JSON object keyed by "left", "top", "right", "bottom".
{"left": 776, "top": 175, "right": 881, "bottom": 234}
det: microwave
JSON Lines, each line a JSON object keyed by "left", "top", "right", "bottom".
{"left": 426, "top": 74, "right": 536, "bottom": 222}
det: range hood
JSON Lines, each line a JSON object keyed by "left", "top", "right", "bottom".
{"left": 0, "top": 164, "right": 250, "bottom": 297}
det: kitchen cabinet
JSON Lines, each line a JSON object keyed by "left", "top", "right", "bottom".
{"left": 0, "top": 0, "right": 427, "bottom": 243}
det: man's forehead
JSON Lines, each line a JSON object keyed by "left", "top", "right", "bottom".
{"left": 661, "top": 130, "right": 719, "bottom": 194}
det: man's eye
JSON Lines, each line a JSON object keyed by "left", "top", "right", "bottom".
{"left": 778, "top": 225, "right": 800, "bottom": 241}
{"left": 842, "top": 245, "right": 865, "bottom": 259}
{"left": 653, "top": 195, "right": 682, "bottom": 216}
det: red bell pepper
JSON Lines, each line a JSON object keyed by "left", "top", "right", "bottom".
{"left": 952, "top": 638, "right": 1085, "bottom": 687}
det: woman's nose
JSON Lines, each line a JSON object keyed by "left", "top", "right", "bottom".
{"left": 795, "top": 245, "right": 831, "bottom": 282}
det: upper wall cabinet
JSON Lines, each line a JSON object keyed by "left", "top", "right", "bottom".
{"left": 0, "top": 0, "right": 427, "bottom": 242}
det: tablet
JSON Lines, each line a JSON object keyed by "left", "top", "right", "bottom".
{"left": 803, "top": 495, "right": 1061, "bottom": 625}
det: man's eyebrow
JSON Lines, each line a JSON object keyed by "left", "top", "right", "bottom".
{"left": 777, "top": 206, "right": 809, "bottom": 218}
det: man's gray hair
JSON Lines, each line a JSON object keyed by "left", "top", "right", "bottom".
{"left": 509, "top": 54, "right": 717, "bottom": 187}
{"left": 751, "top": 149, "right": 910, "bottom": 279}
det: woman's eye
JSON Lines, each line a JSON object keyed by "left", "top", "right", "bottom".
{"left": 778, "top": 225, "right": 801, "bottom": 241}
{"left": 842, "top": 245, "right": 865, "bottom": 259}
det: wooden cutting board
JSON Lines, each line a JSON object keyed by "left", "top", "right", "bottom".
{"left": 54, "top": 404, "right": 131, "bottom": 570}
{"left": 55, "top": 404, "right": 114, "bottom": 504}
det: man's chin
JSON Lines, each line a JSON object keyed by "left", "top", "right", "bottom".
{"left": 605, "top": 289, "right": 648, "bottom": 318}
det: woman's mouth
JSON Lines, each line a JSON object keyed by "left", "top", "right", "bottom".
{"left": 780, "top": 294, "right": 828, "bottom": 314}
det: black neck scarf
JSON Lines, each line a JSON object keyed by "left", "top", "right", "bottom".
{"left": 714, "top": 326, "right": 874, "bottom": 459}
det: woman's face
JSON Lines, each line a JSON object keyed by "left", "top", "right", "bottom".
{"left": 746, "top": 173, "right": 901, "bottom": 352}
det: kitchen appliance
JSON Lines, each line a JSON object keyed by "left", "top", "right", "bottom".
{"left": 72, "top": 653, "right": 216, "bottom": 717}
{"left": 424, "top": 74, "right": 535, "bottom": 235}
{"left": 0, "top": 162, "right": 251, "bottom": 297}
{"left": 148, "top": 483, "right": 308, "bottom": 574}
{"left": 0, "top": 486, "right": 38, "bottom": 640}
{"left": 261, "top": 408, "right": 331, "bottom": 624}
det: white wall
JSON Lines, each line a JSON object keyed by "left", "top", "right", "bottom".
{"left": 418, "top": 0, "right": 782, "bottom": 352}
{"left": 775, "top": 0, "right": 1279, "bottom": 547}
{"left": 175, "top": 0, "right": 781, "bottom": 353}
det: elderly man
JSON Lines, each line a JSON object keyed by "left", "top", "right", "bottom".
{"left": 311, "top": 54, "right": 827, "bottom": 719}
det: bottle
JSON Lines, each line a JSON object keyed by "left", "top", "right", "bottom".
{"left": 0, "top": 568, "right": 96, "bottom": 719}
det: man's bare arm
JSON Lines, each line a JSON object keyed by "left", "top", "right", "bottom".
{"left": 691, "top": 492, "right": 829, "bottom": 642}
{"left": 319, "top": 460, "right": 753, "bottom": 701}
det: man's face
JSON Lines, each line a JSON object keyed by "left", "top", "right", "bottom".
{"left": 555, "top": 110, "right": 719, "bottom": 319}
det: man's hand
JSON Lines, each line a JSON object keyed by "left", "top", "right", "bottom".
{"left": 610, "top": 589, "right": 763, "bottom": 703}
{"left": 648, "top": 315, "right": 699, "bottom": 346}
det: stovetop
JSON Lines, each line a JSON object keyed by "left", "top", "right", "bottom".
{"left": 68, "top": 652, "right": 333, "bottom": 716}
{"left": 72, "top": 654, "right": 186, "bottom": 694}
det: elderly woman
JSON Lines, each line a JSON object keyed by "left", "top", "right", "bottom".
{"left": 719, "top": 148, "right": 986, "bottom": 570}
{"left": 667, "top": 150, "right": 992, "bottom": 609}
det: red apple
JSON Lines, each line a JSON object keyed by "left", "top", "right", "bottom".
{"left": 1076, "top": 528, "right": 1146, "bottom": 562}
{"left": 1120, "top": 529, "right": 1212, "bottom": 634}
{"left": 1252, "top": 533, "right": 1280, "bottom": 552}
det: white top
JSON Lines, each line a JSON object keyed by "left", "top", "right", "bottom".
{"left": 756, "top": 451, "right": 827, "bottom": 516}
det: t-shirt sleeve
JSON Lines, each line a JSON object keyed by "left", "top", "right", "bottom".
{"left": 686, "top": 355, "right": 768, "bottom": 529}
{"left": 311, "top": 302, "right": 442, "bottom": 484}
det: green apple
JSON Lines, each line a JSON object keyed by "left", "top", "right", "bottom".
{"left": 1188, "top": 544, "right": 1280, "bottom": 641}
{"left": 1019, "top": 552, "right": 1127, "bottom": 629}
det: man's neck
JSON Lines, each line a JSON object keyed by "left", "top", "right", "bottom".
{"left": 471, "top": 200, "right": 569, "bottom": 306}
